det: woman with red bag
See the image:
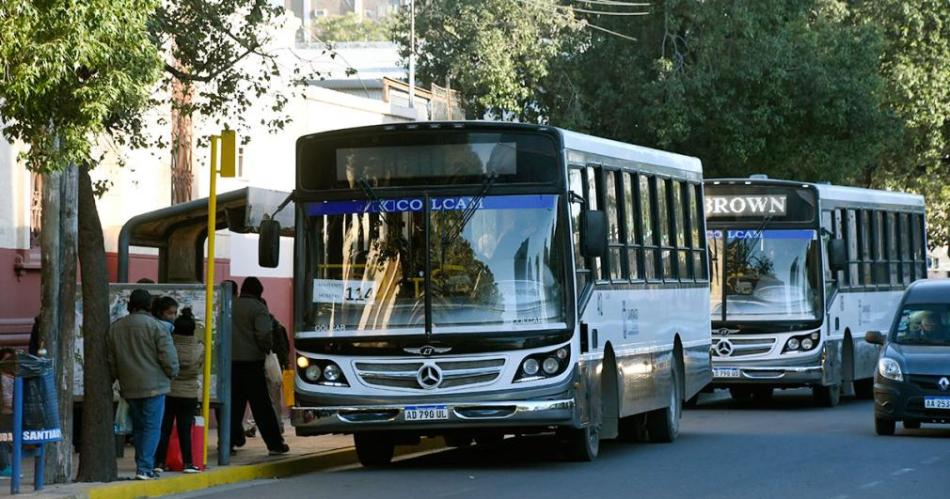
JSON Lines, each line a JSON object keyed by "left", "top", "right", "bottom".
{"left": 154, "top": 308, "right": 204, "bottom": 474}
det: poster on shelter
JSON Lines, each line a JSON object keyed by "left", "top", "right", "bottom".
{"left": 73, "top": 284, "right": 223, "bottom": 401}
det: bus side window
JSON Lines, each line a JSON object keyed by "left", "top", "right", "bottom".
{"left": 622, "top": 172, "right": 642, "bottom": 281}
{"left": 655, "top": 177, "right": 674, "bottom": 280}
{"left": 586, "top": 165, "right": 603, "bottom": 281}
{"left": 569, "top": 168, "right": 589, "bottom": 292}
{"left": 886, "top": 212, "right": 898, "bottom": 286}
{"left": 605, "top": 170, "right": 626, "bottom": 281}
{"left": 639, "top": 175, "right": 658, "bottom": 280}
{"left": 692, "top": 183, "right": 708, "bottom": 280}
{"left": 846, "top": 209, "right": 859, "bottom": 288}
{"left": 898, "top": 212, "right": 911, "bottom": 284}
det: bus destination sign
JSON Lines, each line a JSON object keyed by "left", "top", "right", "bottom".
{"left": 705, "top": 195, "right": 787, "bottom": 217}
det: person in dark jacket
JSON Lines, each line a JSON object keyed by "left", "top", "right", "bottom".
{"left": 155, "top": 308, "right": 204, "bottom": 474}
{"left": 107, "top": 289, "right": 180, "bottom": 480}
{"left": 230, "top": 277, "right": 289, "bottom": 455}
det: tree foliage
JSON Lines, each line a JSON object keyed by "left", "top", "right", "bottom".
{"left": 853, "top": 0, "right": 950, "bottom": 248}
{"left": 0, "top": 0, "right": 162, "bottom": 172}
{"left": 397, "top": 0, "right": 581, "bottom": 120}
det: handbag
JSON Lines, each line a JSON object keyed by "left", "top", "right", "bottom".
{"left": 114, "top": 398, "right": 133, "bottom": 435}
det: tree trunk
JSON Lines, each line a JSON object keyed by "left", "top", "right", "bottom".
{"left": 45, "top": 165, "right": 78, "bottom": 483}
{"left": 75, "top": 165, "right": 117, "bottom": 482}
{"left": 38, "top": 171, "right": 61, "bottom": 361}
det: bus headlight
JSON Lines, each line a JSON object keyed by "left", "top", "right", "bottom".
{"left": 296, "top": 357, "right": 350, "bottom": 387}
{"left": 515, "top": 346, "right": 570, "bottom": 382}
{"left": 878, "top": 357, "right": 903, "bottom": 382}
{"left": 801, "top": 338, "right": 814, "bottom": 350}
{"left": 323, "top": 364, "right": 343, "bottom": 382}
{"left": 782, "top": 332, "right": 820, "bottom": 353}
{"left": 305, "top": 365, "right": 321, "bottom": 381}
{"left": 787, "top": 338, "right": 800, "bottom": 350}
{"left": 522, "top": 358, "right": 540, "bottom": 376}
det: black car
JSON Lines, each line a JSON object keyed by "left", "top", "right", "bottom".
{"left": 865, "top": 279, "right": 950, "bottom": 435}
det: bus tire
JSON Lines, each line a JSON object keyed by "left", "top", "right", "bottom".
{"left": 875, "top": 417, "right": 896, "bottom": 436}
{"left": 813, "top": 383, "right": 841, "bottom": 407}
{"left": 354, "top": 432, "right": 395, "bottom": 467}
{"left": 559, "top": 424, "right": 599, "bottom": 461}
{"left": 646, "top": 358, "right": 682, "bottom": 443}
{"left": 853, "top": 378, "right": 874, "bottom": 399}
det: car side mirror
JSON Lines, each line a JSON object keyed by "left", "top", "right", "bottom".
{"left": 258, "top": 219, "right": 281, "bottom": 268}
{"left": 581, "top": 210, "right": 608, "bottom": 258}
{"left": 864, "top": 330, "right": 885, "bottom": 345}
{"left": 828, "top": 239, "right": 847, "bottom": 273}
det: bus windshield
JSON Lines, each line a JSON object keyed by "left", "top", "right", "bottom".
{"left": 709, "top": 229, "right": 821, "bottom": 322}
{"left": 304, "top": 194, "right": 567, "bottom": 334}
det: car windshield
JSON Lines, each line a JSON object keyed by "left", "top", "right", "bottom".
{"left": 893, "top": 304, "right": 950, "bottom": 346}
{"left": 709, "top": 229, "right": 821, "bottom": 322}
{"left": 303, "top": 194, "right": 567, "bottom": 334}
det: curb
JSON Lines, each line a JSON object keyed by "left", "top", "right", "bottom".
{"left": 78, "top": 437, "right": 446, "bottom": 499}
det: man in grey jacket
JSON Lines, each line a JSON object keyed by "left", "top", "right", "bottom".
{"left": 108, "top": 289, "right": 180, "bottom": 480}
{"left": 230, "top": 277, "right": 289, "bottom": 455}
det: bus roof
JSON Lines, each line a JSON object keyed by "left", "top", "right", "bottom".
{"left": 707, "top": 177, "right": 925, "bottom": 209}
{"left": 297, "top": 121, "right": 703, "bottom": 176}
{"left": 557, "top": 127, "right": 703, "bottom": 175}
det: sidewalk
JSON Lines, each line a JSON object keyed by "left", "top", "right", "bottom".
{"left": 1, "top": 421, "right": 359, "bottom": 498}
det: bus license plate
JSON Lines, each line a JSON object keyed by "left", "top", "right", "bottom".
{"left": 404, "top": 405, "right": 449, "bottom": 421}
{"left": 713, "top": 368, "right": 741, "bottom": 378}
{"left": 924, "top": 397, "right": 950, "bottom": 409}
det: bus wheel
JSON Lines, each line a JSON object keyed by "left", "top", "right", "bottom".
{"left": 558, "top": 424, "right": 599, "bottom": 461}
{"left": 647, "top": 359, "right": 682, "bottom": 443}
{"left": 853, "top": 378, "right": 874, "bottom": 399}
{"left": 354, "top": 432, "right": 395, "bottom": 467}
{"left": 813, "top": 383, "right": 841, "bottom": 407}
{"left": 875, "top": 417, "right": 896, "bottom": 436}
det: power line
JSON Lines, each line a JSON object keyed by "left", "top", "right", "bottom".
{"left": 573, "top": 0, "right": 652, "bottom": 7}
{"left": 515, "top": 0, "right": 643, "bottom": 42}
{"left": 574, "top": 7, "right": 650, "bottom": 16}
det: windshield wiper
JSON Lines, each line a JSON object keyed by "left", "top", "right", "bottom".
{"left": 443, "top": 171, "right": 499, "bottom": 245}
{"left": 357, "top": 178, "right": 389, "bottom": 227}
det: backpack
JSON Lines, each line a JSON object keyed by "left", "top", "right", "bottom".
{"left": 271, "top": 316, "right": 290, "bottom": 370}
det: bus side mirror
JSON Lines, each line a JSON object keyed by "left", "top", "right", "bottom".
{"left": 828, "top": 239, "right": 846, "bottom": 273}
{"left": 259, "top": 219, "right": 281, "bottom": 268}
{"left": 864, "top": 330, "right": 885, "bottom": 345}
{"left": 581, "top": 210, "right": 608, "bottom": 258}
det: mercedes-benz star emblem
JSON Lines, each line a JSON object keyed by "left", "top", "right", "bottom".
{"left": 416, "top": 364, "right": 443, "bottom": 389}
{"left": 715, "top": 339, "right": 734, "bottom": 357}
{"left": 403, "top": 345, "right": 452, "bottom": 357}
{"left": 939, "top": 377, "right": 950, "bottom": 392}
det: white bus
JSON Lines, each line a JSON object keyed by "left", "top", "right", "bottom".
{"left": 704, "top": 177, "right": 927, "bottom": 406}
{"left": 260, "top": 122, "right": 712, "bottom": 464}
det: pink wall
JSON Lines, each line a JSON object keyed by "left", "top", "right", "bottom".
{"left": 0, "top": 249, "right": 293, "bottom": 347}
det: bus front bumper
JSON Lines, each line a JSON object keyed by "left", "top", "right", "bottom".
{"left": 710, "top": 341, "right": 841, "bottom": 387}
{"left": 291, "top": 398, "right": 576, "bottom": 435}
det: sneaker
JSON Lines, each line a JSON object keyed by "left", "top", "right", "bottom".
{"left": 134, "top": 473, "right": 152, "bottom": 481}
{"left": 153, "top": 465, "right": 165, "bottom": 474}
{"left": 268, "top": 444, "right": 290, "bottom": 456}
{"left": 183, "top": 465, "right": 201, "bottom": 474}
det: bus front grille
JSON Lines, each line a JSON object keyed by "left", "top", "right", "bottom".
{"left": 711, "top": 337, "right": 776, "bottom": 358}
{"left": 354, "top": 358, "right": 507, "bottom": 391}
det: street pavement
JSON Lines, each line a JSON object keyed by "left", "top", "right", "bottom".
{"left": 178, "top": 389, "right": 950, "bottom": 499}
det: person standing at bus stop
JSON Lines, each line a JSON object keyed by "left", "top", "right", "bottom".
{"left": 230, "top": 277, "right": 289, "bottom": 455}
{"left": 108, "top": 289, "right": 180, "bottom": 480}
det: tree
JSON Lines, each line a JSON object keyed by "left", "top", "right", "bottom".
{"left": 397, "top": 0, "right": 581, "bottom": 120}
{"left": 313, "top": 12, "right": 397, "bottom": 43}
{"left": 0, "top": 0, "right": 161, "bottom": 483}
{"left": 560, "top": 0, "right": 899, "bottom": 185}
{"left": 852, "top": 0, "right": 950, "bottom": 248}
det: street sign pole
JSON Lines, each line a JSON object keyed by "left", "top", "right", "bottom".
{"left": 201, "top": 134, "right": 220, "bottom": 468}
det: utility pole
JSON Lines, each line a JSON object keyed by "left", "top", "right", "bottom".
{"left": 408, "top": 0, "right": 415, "bottom": 110}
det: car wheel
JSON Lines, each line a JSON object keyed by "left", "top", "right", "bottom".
{"left": 903, "top": 419, "right": 921, "bottom": 430}
{"left": 559, "top": 424, "right": 599, "bottom": 461}
{"left": 875, "top": 418, "right": 896, "bottom": 436}
{"left": 354, "top": 432, "right": 395, "bottom": 466}
{"left": 813, "top": 384, "right": 841, "bottom": 407}
{"left": 853, "top": 378, "right": 874, "bottom": 399}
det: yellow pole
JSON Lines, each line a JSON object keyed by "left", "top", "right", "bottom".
{"left": 202, "top": 135, "right": 219, "bottom": 468}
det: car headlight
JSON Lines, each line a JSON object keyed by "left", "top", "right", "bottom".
{"left": 878, "top": 357, "right": 903, "bottom": 381}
